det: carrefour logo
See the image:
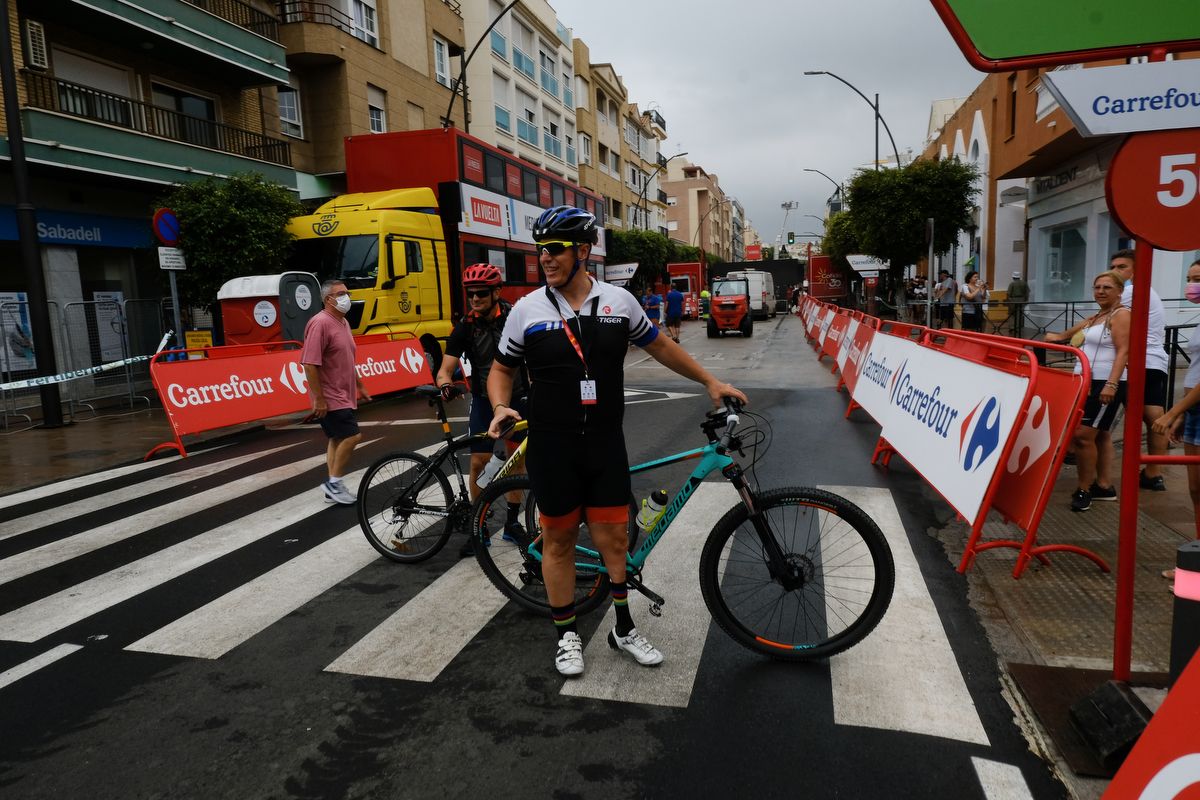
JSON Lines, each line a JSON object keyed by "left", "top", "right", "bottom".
{"left": 862, "top": 352, "right": 894, "bottom": 389}
{"left": 888, "top": 360, "right": 960, "bottom": 439}
{"left": 959, "top": 397, "right": 1002, "bottom": 473}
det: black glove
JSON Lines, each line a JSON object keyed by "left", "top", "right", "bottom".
{"left": 440, "top": 383, "right": 458, "bottom": 402}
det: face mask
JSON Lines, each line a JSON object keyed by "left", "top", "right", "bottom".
{"left": 334, "top": 295, "right": 352, "bottom": 313}
{"left": 1186, "top": 283, "right": 1200, "bottom": 304}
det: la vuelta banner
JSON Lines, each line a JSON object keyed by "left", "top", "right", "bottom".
{"left": 150, "top": 339, "right": 431, "bottom": 443}
{"left": 850, "top": 332, "right": 1030, "bottom": 523}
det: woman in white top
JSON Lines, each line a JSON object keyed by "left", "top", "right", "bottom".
{"left": 1046, "top": 271, "right": 1131, "bottom": 512}
{"left": 1151, "top": 258, "right": 1200, "bottom": 578}
{"left": 959, "top": 271, "right": 987, "bottom": 332}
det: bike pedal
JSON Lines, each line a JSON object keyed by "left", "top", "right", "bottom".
{"left": 649, "top": 603, "right": 663, "bottom": 618}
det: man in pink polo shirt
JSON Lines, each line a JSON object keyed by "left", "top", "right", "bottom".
{"left": 301, "top": 279, "right": 370, "bottom": 504}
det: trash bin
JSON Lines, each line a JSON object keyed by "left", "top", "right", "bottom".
{"left": 217, "top": 272, "right": 321, "bottom": 346}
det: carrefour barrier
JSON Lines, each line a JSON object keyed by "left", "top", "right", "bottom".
{"left": 146, "top": 335, "right": 432, "bottom": 459}
{"left": 798, "top": 294, "right": 1103, "bottom": 576}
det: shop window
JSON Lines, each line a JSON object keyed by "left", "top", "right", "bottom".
{"left": 1039, "top": 221, "right": 1087, "bottom": 302}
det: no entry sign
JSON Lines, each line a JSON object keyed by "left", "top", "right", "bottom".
{"left": 1106, "top": 128, "right": 1200, "bottom": 252}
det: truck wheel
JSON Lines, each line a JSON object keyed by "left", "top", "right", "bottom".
{"left": 741, "top": 316, "right": 753, "bottom": 338}
{"left": 707, "top": 319, "right": 719, "bottom": 338}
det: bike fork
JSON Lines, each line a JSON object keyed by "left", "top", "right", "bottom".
{"left": 725, "top": 466, "right": 795, "bottom": 586}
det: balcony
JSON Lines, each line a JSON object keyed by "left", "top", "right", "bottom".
{"left": 543, "top": 132, "right": 562, "bottom": 160}
{"left": 566, "top": 144, "right": 576, "bottom": 166}
{"left": 490, "top": 30, "right": 508, "bottom": 60}
{"left": 562, "top": 85, "right": 574, "bottom": 109}
{"left": 495, "top": 104, "right": 511, "bottom": 134}
{"left": 657, "top": 189, "right": 668, "bottom": 203}
{"left": 19, "top": 72, "right": 294, "bottom": 186}
{"left": 517, "top": 118, "right": 538, "bottom": 146}
{"left": 539, "top": 70, "right": 559, "bottom": 100}
{"left": 37, "top": 0, "right": 287, "bottom": 86}
{"left": 647, "top": 109, "right": 667, "bottom": 134}
{"left": 513, "top": 47, "right": 535, "bottom": 81}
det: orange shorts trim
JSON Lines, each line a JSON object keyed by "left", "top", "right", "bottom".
{"left": 584, "top": 505, "right": 629, "bottom": 525}
{"left": 539, "top": 507, "right": 582, "bottom": 529}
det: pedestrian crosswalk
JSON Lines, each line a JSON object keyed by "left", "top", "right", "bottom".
{"left": 0, "top": 437, "right": 991, "bottom": 740}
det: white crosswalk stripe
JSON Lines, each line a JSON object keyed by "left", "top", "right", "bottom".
{"left": 0, "top": 465, "right": 367, "bottom": 643}
{"left": 0, "top": 644, "right": 83, "bottom": 689}
{"left": 561, "top": 482, "right": 738, "bottom": 708}
{"left": 0, "top": 442, "right": 298, "bottom": 542}
{"left": 822, "top": 485, "right": 990, "bottom": 746}
{"left": 0, "top": 439, "right": 378, "bottom": 587}
{"left": 971, "top": 758, "right": 1034, "bottom": 799}
{"left": 0, "top": 448, "right": 205, "bottom": 512}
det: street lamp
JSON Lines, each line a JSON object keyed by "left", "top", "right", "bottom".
{"left": 803, "top": 70, "right": 901, "bottom": 170}
{"left": 637, "top": 150, "right": 687, "bottom": 231}
{"left": 803, "top": 168, "right": 845, "bottom": 213}
{"left": 802, "top": 214, "right": 825, "bottom": 224}
{"left": 442, "top": 0, "right": 518, "bottom": 132}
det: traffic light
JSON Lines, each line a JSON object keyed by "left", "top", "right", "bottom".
{"left": 787, "top": 231, "right": 795, "bottom": 245}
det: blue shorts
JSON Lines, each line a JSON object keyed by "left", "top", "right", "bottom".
{"left": 1181, "top": 404, "right": 1200, "bottom": 447}
{"left": 468, "top": 394, "right": 526, "bottom": 454}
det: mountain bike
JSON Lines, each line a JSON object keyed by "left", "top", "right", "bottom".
{"left": 356, "top": 384, "right": 529, "bottom": 563}
{"left": 469, "top": 399, "right": 896, "bottom": 660}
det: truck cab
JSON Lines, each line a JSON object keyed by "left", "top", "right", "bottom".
{"left": 286, "top": 188, "right": 454, "bottom": 366}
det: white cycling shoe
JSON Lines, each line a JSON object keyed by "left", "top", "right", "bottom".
{"left": 607, "top": 627, "right": 664, "bottom": 666}
{"left": 555, "top": 631, "right": 585, "bottom": 676}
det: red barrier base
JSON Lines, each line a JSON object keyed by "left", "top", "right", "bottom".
{"left": 145, "top": 434, "right": 187, "bottom": 460}
{"left": 844, "top": 398, "right": 860, "bottom": 419}
{"left": 871, "top": 437, "right": 900, "bottom": 468}
{"left": 958, "top": 529, "right": 1111, "bottom": 578}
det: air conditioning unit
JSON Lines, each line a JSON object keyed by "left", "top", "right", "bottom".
{"left": 23, "top": 20, "right": 49, "bottom": 70}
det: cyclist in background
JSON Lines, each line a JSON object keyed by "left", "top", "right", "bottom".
{"left": 486, "top": 205, "right": 747, "bottom": 677}
{"left": 434, "top": 263, "right": 526, "bottom": 557}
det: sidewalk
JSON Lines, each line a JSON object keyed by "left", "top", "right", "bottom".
{"left": 0, "top": 400, "right": 1190, "bottom": 799}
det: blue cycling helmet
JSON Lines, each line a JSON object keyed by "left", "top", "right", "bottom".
{"left": 532, "top": 205, "right": 598, "bottom": 244}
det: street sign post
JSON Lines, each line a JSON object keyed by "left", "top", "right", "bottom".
{"left": 1042, "top": 60, "right": 1200, "bottom": 137}
{"left": 929, "top": 0, "right": 1200, "bottom": 71}
{"left": 1105, "top": 129, "right": 1200, "bottom": 253}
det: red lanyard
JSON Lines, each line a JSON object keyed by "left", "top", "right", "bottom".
{"left": 546, "top": 287, "right": 595, "bottom": 378}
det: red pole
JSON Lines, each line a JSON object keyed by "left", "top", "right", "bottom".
{"left": 1113, "top": 238, "right": 1153, "bottom": 681}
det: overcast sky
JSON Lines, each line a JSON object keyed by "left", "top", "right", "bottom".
{"left": 558, "top": 1, "right": 988, "bottom": 250}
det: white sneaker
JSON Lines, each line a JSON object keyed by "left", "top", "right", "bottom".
{"left": 555, "top": 631, "right": 585, "bottom": 676}
{"left": 607, "top": 627, "right": 663, "bottom": 666}
{"left": 322, "top": 480, "right": 355, "bottom": 505}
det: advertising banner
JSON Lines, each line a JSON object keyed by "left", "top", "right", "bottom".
{"left": 458, "top": 184, "right": 510, "bottom": 239}
{"left": 817, "top": 307, "right": 836, "bottom": 345}
{"left": 1042, "top": 59, "right": 1200, "bottom": 137}
{"left": 93, "top": 291, "right": 126, "bottom": 362}
{"left": 0, "top": 293, "right": 35, "bottom": 373}
{"left": 745, "top": 244, "right": 763, "bottom": 261}
{"left": 152, "top": 338, "right": 431, "bottom": 438}
{"left": 822, "top": 311, "right": 850, "bottom": 364}
{"left": 851, "top": 332, "right": 1029, "bottom": 523}
{"left": 835, "top": 316, "right": 859, "bottom": 373}
{"left": 840, "top": 318, "right": 876, "bottom": 396}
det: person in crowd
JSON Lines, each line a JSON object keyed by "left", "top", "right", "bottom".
{"left": 664, "top": 283, "right": 685, "bottom": 343}
{"left": 487, "top": 205, "right": 747, "bottom": 677}
{"left": 1005, "top": 270, "right": 1030, "bottom": 335}
{"left": 1150, "top": 258, "right": 1200, "bottom": 580}
{"left": 894, "top": 277, "right": 909, "bottom": 322}
{"left": 959, "top": 271, "right": 987, "bottom": 332}
{"left": 933, "top": 269, "right": 958, "bottom": 329}
{"left": 434, "top": 263, "right": 527, "bottom": 557}
{"left": 301, "top": 279, "right": 370, "bottom": 505}
{"left": 700, "top": 287, "right": 711, "bottom": 319}
{"left": 1107, "top": 249, "right": 1169, "bottom": 492}
{"left": 1045, "top": 271, "right": 1130, "bottom": 512}
{"left": 643, "top": 289, "right": 662, "bottom": 328}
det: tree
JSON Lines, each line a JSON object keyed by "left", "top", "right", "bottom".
{"left": 825, "top": 159, "right": 979, "bottom": 279}
{"left": 159, "top": 173, "right": 305, "bottom": 310}
{"left": 761, "top": 245, "right": 775, "bottom": 261}
{"left": 608, "top": 227, "right": 671, "bottom": 289}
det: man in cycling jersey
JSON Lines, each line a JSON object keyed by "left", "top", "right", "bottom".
{"left": 435, "top": 263, "right": 527, "bottom": 557}
{"left": 487, "top": 205, "right": 747, "bottom": 677}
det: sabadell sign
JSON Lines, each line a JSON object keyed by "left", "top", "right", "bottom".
{"left": 1042, "top": 58, "right": 1200, "bottom": 137}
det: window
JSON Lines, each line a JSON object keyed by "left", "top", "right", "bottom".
{"left": 278, "top": 81, "right": 303, "bottom": 138}
{"left": 1039, "top": 220, "right": 1087, "bottom": 302}
{"left": 610, "top": 198, "right": 622, "bottom": 223}
{"left": 596, "top": 89, "right": 608, "bottom": 124}
{"left": 493, "top": 73, "right": 511, "bottom": 133}
{"left": 552, "top": 183, "right": 564, "bottom": 206}
{"left": 484, "top": 152, "right": 505, "bottom": 193}
{"left": 401, "top": 240, "right": 423, "bottom": 273}
{"left": 1007, "top": 74, "right": 1017, "bottom": 138}
{"left": 609, "top": 151, "right": 620, "bottom": 174}
{"left": 151, "top": 82, "right": 217, "bottom": 147}
{"left": 522, "top": 170, "right": 538, "bottom": 204}
{"left": 351, "top": 0, "right": 377, "bottom": 46}
{"left": 562, "top": 72, "right": 573, "bottom": 108}
{"left": 434, "top": 36, "right": 451, "bottom": 88}
{"left": 516, "top": 89, "right": 538, "bottom": 145}
{"left": 597, "top": 143, "right": 609, "bottom": 175}
{"left": 575, "top": 76, "right": 589, "bottom": 110}
{"left": 580, "top": 134, "right": 591, "bottom": 165}
{"left": 368, "top": 83, "right": 386, "bottom": 133}
{"left": 513, "top": 22, "right": 535, "bottom": 79}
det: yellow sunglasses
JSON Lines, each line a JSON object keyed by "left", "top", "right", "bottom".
{"left": 537, "top": 241, "right": 578, "bottom": 256}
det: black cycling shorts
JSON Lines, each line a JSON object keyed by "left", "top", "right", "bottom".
{"left": 525, "top": 429, "right": 631, "bottom": 519}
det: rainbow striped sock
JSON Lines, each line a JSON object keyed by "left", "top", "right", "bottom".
{"left": 551, "top": 603, "right": 577, "bottom": 637}
{"left": 611, "top": 582, "right": 634, "bottom": 636}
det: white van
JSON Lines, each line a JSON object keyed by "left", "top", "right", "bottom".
{"left": 724, "top": 269, "right": 775, "bottom": 320}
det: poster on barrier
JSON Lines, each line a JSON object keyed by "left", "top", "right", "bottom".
{"left": 823, "top": 312, "right": 850, "bottom": 364}
{"left": 0, "top": 293, "right": 35, "bottom": 373}
{"left": 93, "top": 291, "right": 125, "bottom": 362}
{"left": 836, "top": 317, "right": 860, "bottom": 373}
{"left": 850, "top": 332, "right": 1029, "bottom": 523}
{"left": 153, "top": 338, "right": 431, "bottom": 438}
{"left": 840, "top": 319, "right": 876, "bottom": 396}
{"left": 817, "top": 308, "right": 835, "bottom": 344}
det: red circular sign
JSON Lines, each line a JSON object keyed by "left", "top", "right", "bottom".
{"left": 1106, "top": 129, "right": 1200, "bottom": 252}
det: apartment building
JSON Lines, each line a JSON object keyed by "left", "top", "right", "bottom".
{"left": 278, "top": 0, "right": 466, "bottom": 194}
{"left": 662, "top": 159, "right": 733, "bottom": 261}
{"left": 572, "top": 38, "right": 627, "bottom": 229}
{"left": 0, "top": 0, "right": 293, "bottom": 310}
{"left": 459, "top": 0, "right": 576, "bottom": 182}
{"left": 923, "top": 55, "right": 1200, "bottom": 316}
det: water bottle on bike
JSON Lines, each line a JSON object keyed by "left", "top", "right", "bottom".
{"left": 477, "top": 450, "right": 505, "bottom": 488}
{"left": 635, "top": 490, "right": 669, "bottom": 531}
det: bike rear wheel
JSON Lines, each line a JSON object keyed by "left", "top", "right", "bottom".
{"left": 699, "top": 487, "right": 894, "bottom": 661}
{"left": 471, "top": 475, "right": 637, "bottom": 618}
{"left": 357, "top": 451, "right": 455, "bottom": 563}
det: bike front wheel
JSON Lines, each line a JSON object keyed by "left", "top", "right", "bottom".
{"left": 699, "top": 487, "right": 894, "bottom": 661}
{"left": 357, "top": 451, "right": 455, "bottom": 563}
{"left": 471, "top": 475, "right": 637, "bottom": 618}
